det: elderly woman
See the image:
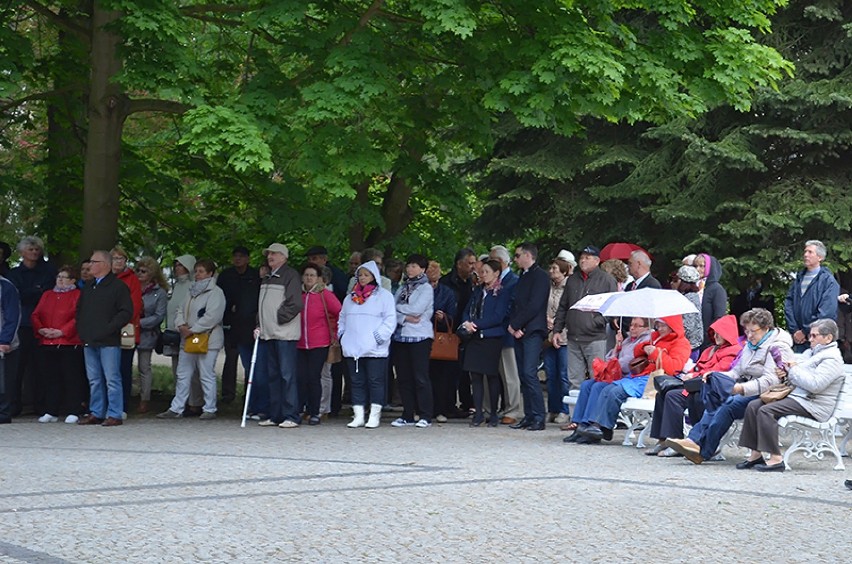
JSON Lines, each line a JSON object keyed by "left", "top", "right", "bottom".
{"left": 646, "top": 314, "right": 742, "bottom": 456}
{"left": 564, "top": 317, "right": 652, "bottom": 441}
{"left": 427, "top": 260, "right": 458, "bottom": 423}
{"left": 545, "top": 256, "right": 574, "bottom": 425}
{"left": 575, "top": 315, "right": 691, "bottom": 443}
{"left": 391, "top": 254, "right": 435, "bottom": 428}
{"left": 675, "top": 265, "right": 704, "bottom": 358}
{"left": 134, "top": 257, "right": 168, "bottom": 414}
{"left": 339, "top": 260, "right": 396, "bottom": 429}
{"left": 31, "top": 265, "right": 85, "bottom": 423}
{"left": 461, "top": 259, "right": 511, "bottom": 427}
{"left": 297, "top": 263, "right": 341, "bottom": 426}
{"left": 157, "top": 259, "right": 225, "bottom": 420}
{"left": 667, "top": 308, "right": 794, "bottom": 464}
{"left": 110, "top": 246, "right": 142, "bottom": 414}
{"left": 736, "top": 319, "right": 845, "bottom": 472}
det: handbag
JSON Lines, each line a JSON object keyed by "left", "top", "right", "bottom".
{"left": 642, "top": 351, "right": 667, "bottom": 399}
{"left": 628, "top": 356, "right": 649, "bottom": 375}
{"left": 120, "top": 323, "right": 135, "bottom": 349}
{"left": 592, "top": 357, "right": 623, "bottom": 384}
{"left": 320, "top": 291, "right": 343, "bottom": 364}
{"left": 431, "top": 315, "right": 460, "bottom": 361}
{"left": 760, "top": 378, "right": 793, "bottom": 403}
{"left": 161, "top": 329, "right": 181, "bottom": 348}
{"left": 683, "top": 376, "right": 704, "bottom": 393}
{"left": 653, "top": 375, "right": 684, "bottom": 394}
{"left": 184, "top": 332, "right": 209, "bottom": 354}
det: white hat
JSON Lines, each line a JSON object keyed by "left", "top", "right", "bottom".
{"left": 263, "top": 243, "right": 289, "bottom": 258}
{"left": 556, "top": 249, "right": 577, "bottom": 266}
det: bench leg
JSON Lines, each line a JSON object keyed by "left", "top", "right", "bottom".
{"left": 782, "top": 425, "right": 846, "bottom": 471}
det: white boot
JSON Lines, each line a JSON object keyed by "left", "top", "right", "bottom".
{"left": 365, "top": 404, "right": 382, "bottom": 428}
{"left": 347, "top": 405, "right": 365, "bottom": 428}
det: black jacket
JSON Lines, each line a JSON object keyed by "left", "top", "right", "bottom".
{"left": 76, "top": 272, "right": 134, "bottom": 347}
{"left": 508, "top": 263, "right": 550, "bottom": 336}
{"left": 217, "top": 265, "right": 261, "bottom": 344}
{"left": 7, "top": 260, "right": 56, "bottom": 328}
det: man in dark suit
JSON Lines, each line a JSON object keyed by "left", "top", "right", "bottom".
{"left": 626, "top": 250, "right": 661, "bottom": 291}
{"left": 507, "top": 242, "right": 550, "bottom": 431}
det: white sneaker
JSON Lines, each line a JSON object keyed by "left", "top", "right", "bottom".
{"left": 391, "top": 418, "right": 415, "bottom": 427}
{"left": 64, "top": 414, "right": 79, "bottom": 424}
{"left": 121, "top": 411, "right": 128, "bottom": 421}
{"left": 38, "top": 414, "right": 58, "bottom": 423}
{"left": 435, "top": 414, "right": 448, "bottom": 423}
{"left": 258, "top": 419, "right": 277, "bottom": 427}
{"left": 415, "top": 419, "right": 432, "bottom": 428}
{"left": 278, "top": 420, "right": 299, "bottom": 428}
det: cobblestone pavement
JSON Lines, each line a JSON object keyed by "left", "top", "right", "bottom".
{"left": 1, "top": 415, "right": 850, "bottom": 563}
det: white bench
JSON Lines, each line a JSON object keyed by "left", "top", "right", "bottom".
{"left": 563, "top": 389, "right": 655, "bottom": 448}
{"left": 778, "top": 366, "right": 852, "bottom": 471}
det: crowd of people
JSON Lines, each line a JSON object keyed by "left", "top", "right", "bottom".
{"left": 0, "top": 236, "right": 849, "bottom": 483}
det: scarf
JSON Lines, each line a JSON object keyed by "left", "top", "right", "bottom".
{"left": 189, "top": 277, "right": 214, "bottom": 297}
{"left": 746, "top": 328, "right": 773, "bottom": 351}
{"left": 141, "top": 282, "right": 158, "bottom": 295}
{"left": 52, "top": 285, "right": 75, "bottom": 293}
{"left": 397, "top": 273, "right": 428, "bottom": 304}
{"left": 351, "top": 282, "right": 377, "bottom": 304}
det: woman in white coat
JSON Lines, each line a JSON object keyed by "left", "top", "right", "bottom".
{"left": 157, "top": 259, "right": 226, "bottom": 420}
{"left": 338, "top": 260, "right": 396, "bottom": 428}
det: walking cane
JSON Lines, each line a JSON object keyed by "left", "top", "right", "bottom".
{"left": 240, "top": 336, "right": 260, "bottom": 428}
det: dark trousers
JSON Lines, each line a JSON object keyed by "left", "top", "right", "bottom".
{"left": 514, "top": 332, "right": 545, "bottom": 424}
{"left": 12, "top": 330, "right": 37, "bottom": 415}
{"left": 40, "top": 345, "right": 87, "bottom": 416}
{"left": 247, "top": 340, "right": 269, "bottom": 416}
{"left": 348, "top": 356, "right": 387, "bottom": 407}
{"left": 394, "top": 339, "right": 434, "bottom": 422}
{"left": 222, "top": 337, "right": 252, "bottom": 401}
{"left": 330, "top": 361, "right": 348, "bottom": 415}
{"left": 650, "top": 388, "right": 705, "bottom": 440}
{"left": 471, "top": 371, "right": 501, "bottom": 422}
{"left": 120, "top": 347, "right": 135, "bottom": 411}
{"left": 592, "top": 383, "right": 629, "bottom": 430}
{"left": 738, "top": 397, "right": 811, "bottom": 455}
{"left": 265, "top": 339, "right": 299, "bottom": 424}
{"left": 0, "top": 350, "right": 20, "bottom": 422}
{"left": 688, "top": 394, "right": 755, "bottom": 460}
{"left": 297, "top": 346, "right": 328, "bottom": 417}
{"left": 430, "top": 359, "right": 456, "bottom": 417}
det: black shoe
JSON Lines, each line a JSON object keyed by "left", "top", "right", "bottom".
{"left": 526, "top": 421, "right": 546, "bottom": 431}
{"left": 579, "top": 425, "right": 604, "bottom": 440}
{"left": 470, "top": 416, "right": 484, "bottom": 427}
{"left": 576, "top": 435, "right": 601, "bottom": 444}
{"left": 601, "top": 427, "right": 613, "bottom": 441}
{"left": 510, "top": 418, "right": 531, "bottom": 429}
{"left": 736, "top": 458, "right": 765, "bottom": 470}
{"left": 845, "top": 479, "right": 852, "bottom": 490}
{"left": 563, "top": 430, "right": 581, "bottom": 443}
{"left": 487, "top": 417, "right": 499, "bottom": 428}
{"left": 755, "top": 462, "right": 785, "bottom": 473}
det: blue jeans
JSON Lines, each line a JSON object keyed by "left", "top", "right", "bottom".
{"left": 248, "top": 341, "right": 269, "bottom": 416}
{"left": 573, "top": 379, "right": 612, "bottom": 424}
{"left": 514, "top": 332, "right": 546, "bottom": 424}
{"left": 348, "top": 357, "right": 387, "bottom": 407}
{"left": 688, "top": 394, "right": 756, "bottom": 460}
{"left": 543, "top": 345, "right": 569, "bottom": 414}
{"left": 84, "top": 346, "right": 123, "bottom": 419}
{"left": 591, "top": 383, "right": 628, "bottom": 430}
{"left": 264, "top": 339, "right": 299, "bottom": 424}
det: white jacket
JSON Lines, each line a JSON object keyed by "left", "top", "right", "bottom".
{"left": 338, "top": 261, "right": 396, "bottom": 359}
{"left": 788, "top": 342, "right": 845, "bottom": 422}
{"left": 393, "top": 279, "right": 434, "bottom": 341}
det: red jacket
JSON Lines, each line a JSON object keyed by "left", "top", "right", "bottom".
{"left": 632, "top": 314, "right": 691, "bottom": 376}
{"left": 117, "top": 268, "right": 143, "bottom": 344}
{"left": 31, "top": 288, "right": 82, "bottom": 346}
{"left": 692, "top": 314, "right": 743, "bottom": 377}
{"left": 298, "top": 288, "right": 342, "bottom": 350}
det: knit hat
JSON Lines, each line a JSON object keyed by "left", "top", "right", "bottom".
{"left": 677, "top": 265, "right": 700, "bottom": 284}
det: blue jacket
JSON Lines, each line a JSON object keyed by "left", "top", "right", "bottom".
{"left": 784, "top": 266, "right": 839, "bottom": 333}
{"left": 508, "top": 263, "right": 550, "bottom": 337}
{"left": 463, "top": 285, "right": 512, "bottom": 339}
{"left": 0, "top": 276, "right": 21, "bottom": 349}
{"left": 500, "top": 270, "right": 519, "bottom": 347}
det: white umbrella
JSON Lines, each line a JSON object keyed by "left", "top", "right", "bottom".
{"left": 597, "top": 288, "right": 699, "bottom": 318}
{"left": 569, "top": 291, "right": 622, "bottom": 312}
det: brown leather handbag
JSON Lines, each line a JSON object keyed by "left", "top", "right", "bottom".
{"left": 430, "top": 316, "right": 459, "bottom": 361}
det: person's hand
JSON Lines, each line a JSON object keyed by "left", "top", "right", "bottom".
{"left": 513, "top": 329, "right": 524, "bottom": 339}
{"left": 732, "top": 383, "right": 744, "bottom": 395}
{"left": 404, "top": 315, "right": 421, "bottom": 324}
{"left": 547, "top": 317, "right": 554, "bottom": 331}
{"left": 552, "top": 332, "right": 563, "bottom": 348}
{"left": 839, "top": 293, "right": 849, "bottom": 303}
{"left": 179, "top": 324, "right": 192, "bottom": 339}
{"left": 38, "top": 328, "right": 50, "bottom": 337}
{"left": 615, "top": 332, "right": 624, "bottom": 345}
{"left": 775, "top": 367, "right": 786, "bottom": 379}
{"left": 793, "top": 330, "right": 806, "bottom": 344}
{"left": 643, "top": 345, "right": 655, "bottom": 356}
{"left": 253, "top": 327, "right": 261, "bottom": 340}
{"left": 435, "top": 310, "right": 445, "bottom": 321}
{"left": 0, "top": 344, "right": 10, "bottom": 353}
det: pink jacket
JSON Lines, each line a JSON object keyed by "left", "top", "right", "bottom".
{"left": 298, "top": 287, "right": 341, "bottom": 350}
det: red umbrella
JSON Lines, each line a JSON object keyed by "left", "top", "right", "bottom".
{"left": 599, "top": 242, "right": 652, "bottom": 262}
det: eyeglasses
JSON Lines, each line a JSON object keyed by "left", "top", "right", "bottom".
{"left": 808, "top": 332, "right": 822, "bottom": 339}
{"left": 513, "top": 253, "right": 522, "bottom": 258}
{"left": 135, "top": 268, "right": 148, "bottom": 274}
{"left": 111, "top": 256, "right": 126, "bottom": 262}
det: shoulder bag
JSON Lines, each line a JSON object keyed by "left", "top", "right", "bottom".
{"left": 120, "top": 323, "right": 135, "bottom": 349}
{"left": 182, "top": 294, "right": 210, "bottom": 354}
{"left": 430, "top": 315, "right": 459, "bottom": 361}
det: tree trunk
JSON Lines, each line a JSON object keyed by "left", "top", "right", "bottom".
{"left": 365, "top": 172, "right": 414, "bottom": 248}
{"left": 79, "top": 3, "right": 126, "bottom": 258}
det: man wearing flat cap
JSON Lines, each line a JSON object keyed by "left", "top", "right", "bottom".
{"left": 552, "top": 245, "right": 617, "bottom": 395}
{"left": 256, "top": 243, "right": 303, "bottom": 428}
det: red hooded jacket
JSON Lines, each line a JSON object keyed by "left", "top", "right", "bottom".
{"left": 691, "top": 314, "right": 743, "bottom": 377}
{"left": 632, "top": 314, "right": 691, "bottom": 376}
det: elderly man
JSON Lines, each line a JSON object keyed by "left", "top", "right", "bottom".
{"left": 7, "top": 236, "right": 56, "bottom": 416}
{"left": 553, "top": 246, "right": 618, "bottom": 397}
{"left": 439, "top": 247, "right": 477, "bottom": 416}
{"left": 0, "top": 272, "right": 21, "bottom": 424}
{"left": 507, "top": 242, "right": 551, "bottom": 431}
{"left": 488, "top": 245, "right": 524, "bottom": 425}
{"left": 626, "top": 250, "right": 661, "bottom": 290}
{"left": 256, "top": 243, "right": 303, "bottom": 428}
{"left": 784, "top": 239, "right": 840, "bottom": 353}
{"left": 76, "top": 250, "right": 134, "bottom": 426}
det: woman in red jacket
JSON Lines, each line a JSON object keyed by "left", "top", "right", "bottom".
{"left": 576, "top": 315, "right": 691, "bottom": 443}
{"left": 31, "top": 265, "right": 86, "bottom": 423}
{"left": 646, "top": 314, "right": 744, "bottom": 456}
{"left": 297, "top": 264, "right": 341, "bottom": 425}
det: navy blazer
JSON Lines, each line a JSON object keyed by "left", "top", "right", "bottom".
{"left": 500, "top": 270, "right": 519, "bottom": 347}
{"left": 508, "top": 263, "right": 550, "bottom": 336}
{"left": 463, "top": 285, "right": 512, "bottom": 339}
